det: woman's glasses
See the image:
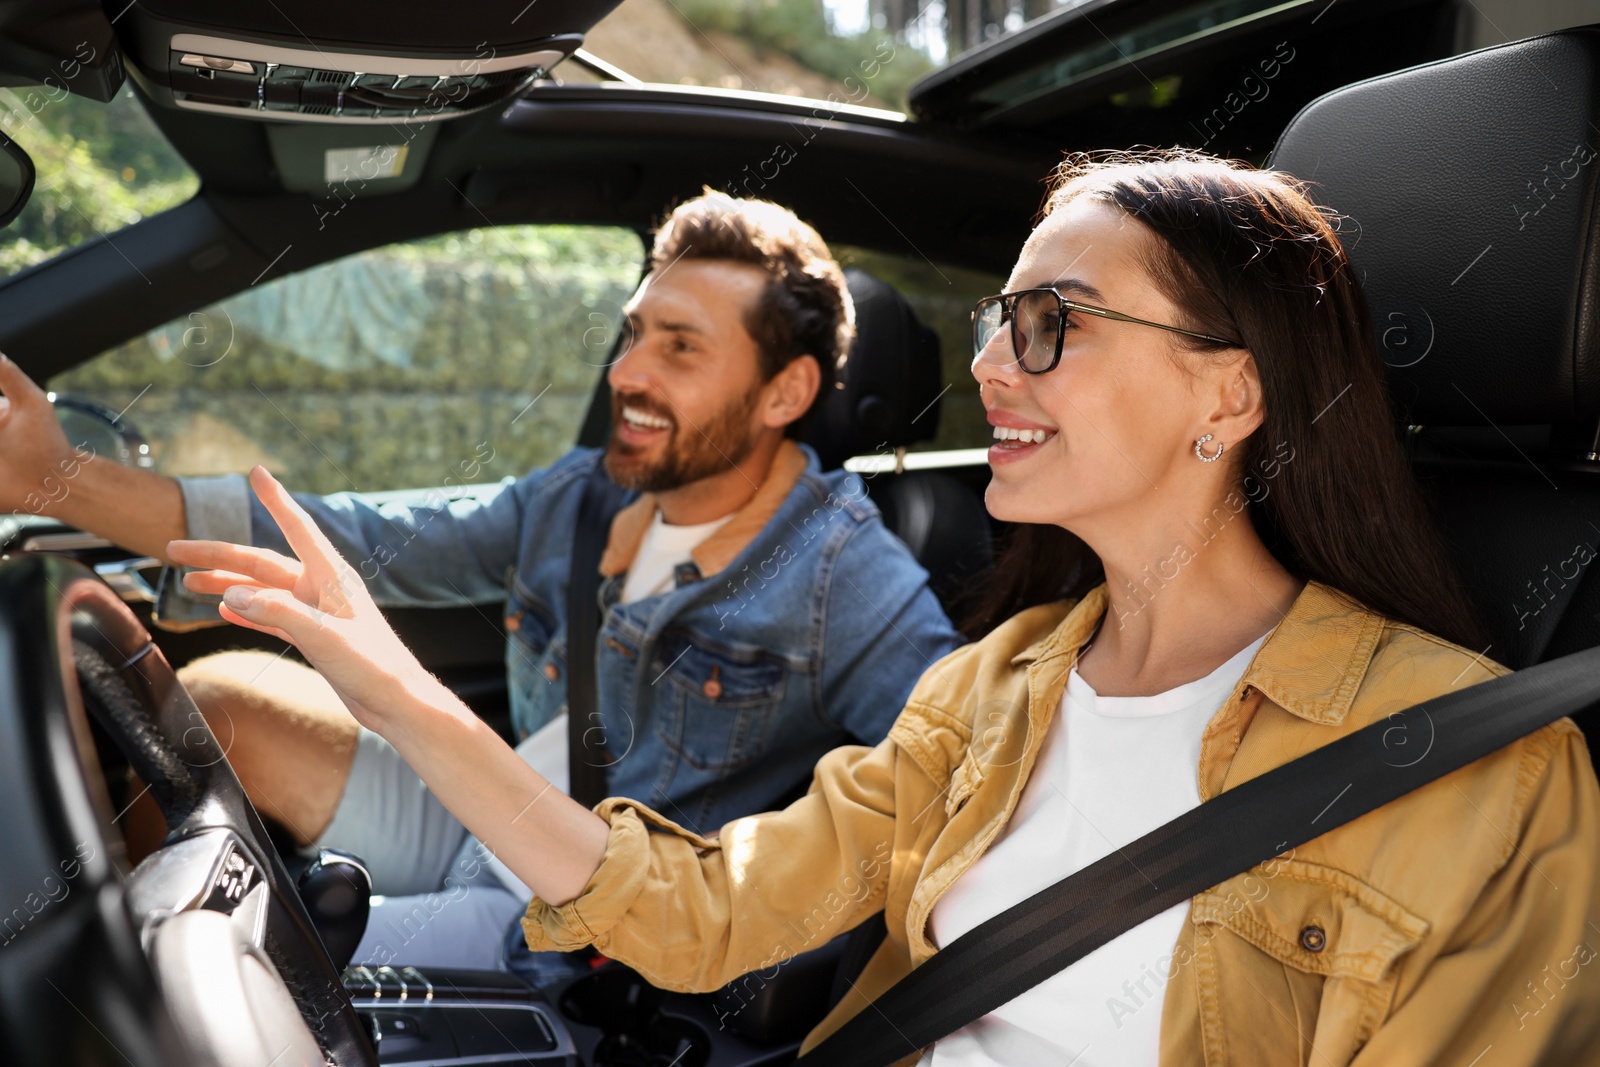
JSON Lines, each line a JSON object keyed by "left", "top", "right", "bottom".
{"left": 972, "top": 288, "right": 1244, "bottom": 374}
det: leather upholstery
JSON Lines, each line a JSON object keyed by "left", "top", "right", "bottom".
{"left": 871, "top": 469, "right": 992, "bottom": 611}
{"left": 807, "top": 270, "right": 992, "bottom": 616}
{"left": 1268, "top": 27, "right": 1600, "bottom": 428}
{"left": 805, "top": 269, "right": 944, "bottom": 469}
{"left": 1270, "top": 27, "right": 1600, "bottom": 759}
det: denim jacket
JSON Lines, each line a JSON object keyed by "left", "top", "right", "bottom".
{"left": 176, "top": 441, "right": 962, "bottom": 834}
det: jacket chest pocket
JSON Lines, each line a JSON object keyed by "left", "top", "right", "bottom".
{"left": 505, "top": 581, "right": 563, "bottom": 739}
{"left": 1189, "top": 859, "right": 1428, "bottom": 1067}
{"left": 654, "top": 631, "right": 787, "bottom": 773}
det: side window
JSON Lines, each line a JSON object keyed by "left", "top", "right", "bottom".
{"left": 832, "top": 245, "right": 1005, "bottom": 454}
{"left": 0, "top": 84, "right": 199, "bottom": 273}
{"left": 49, "top": 226, "right": 645, "bottom": 494}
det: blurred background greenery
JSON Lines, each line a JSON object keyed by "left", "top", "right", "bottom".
{"left": 0, "top": 85, "right": 197, "bottom": 275}
{"left": 51, "top": 226, "right": 645, "bottom": 496}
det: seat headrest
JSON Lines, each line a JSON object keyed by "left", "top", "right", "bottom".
{"left": 1268, "top": 26, "right": 1600, "bottom": 429}
{"left": 804, "top": 268, "right": 944, "bottom": 469}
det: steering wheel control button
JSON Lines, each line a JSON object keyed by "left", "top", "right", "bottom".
{"left": 1300, "top": 924, "right": 1328, "bottom": 953}
{"left": 201, "top": 842, "right": 257, "bottom": 912}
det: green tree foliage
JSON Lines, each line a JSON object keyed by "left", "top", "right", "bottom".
{"left": 0, "top": 86, "right": 198, "bottom": 274}
{"left": 675, "top": 0, "right": 933, "bottom": 110}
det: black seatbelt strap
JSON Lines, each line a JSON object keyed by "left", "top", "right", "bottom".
{"left": 566, "top": 462, "right": 629, "bottom": 811}
{"left": 800, "top": 642, "right": 1600, "bottom": 1066}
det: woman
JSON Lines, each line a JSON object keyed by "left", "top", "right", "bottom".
{"left": 172, "top": 149, "right": 1600, "bottom": 1066}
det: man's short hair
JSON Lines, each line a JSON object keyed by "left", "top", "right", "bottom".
{"left": 649, "top": 190, "right": 854, "bottom": 436}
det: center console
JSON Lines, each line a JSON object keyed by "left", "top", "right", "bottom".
{"left": 343, "top": 965, "right": 575, "bottom": 1065}
{"left": 341, "top": 962, "right": 803, "bottom": 1067}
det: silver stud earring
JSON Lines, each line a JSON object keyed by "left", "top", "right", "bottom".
{"left": 1194, "top": 434, "right": 1225, "bottom": 462}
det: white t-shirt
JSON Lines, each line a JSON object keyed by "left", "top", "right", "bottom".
{"left": 922, "top": 632, "right": 1269, "bottom": 1067}
{"left": 619, "top": 510, "right": 734, "bottom": 604}
{"left": 488, "top": 509, "right": 733, "bottom": 897}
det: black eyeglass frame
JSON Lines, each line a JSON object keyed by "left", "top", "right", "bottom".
{"left": 973, "top": 287, "right": 1244, "bottom": 374}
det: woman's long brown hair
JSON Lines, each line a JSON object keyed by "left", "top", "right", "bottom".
{"left": 959, "top": 149, "right": 1489, "bottom": 651}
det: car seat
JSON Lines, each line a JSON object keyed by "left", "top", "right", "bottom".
{"left": 806, "top": 268, "right": 993, "bottom": 614}
{"left": 1268, "top": 24, "right": 1600, "bottom": 763}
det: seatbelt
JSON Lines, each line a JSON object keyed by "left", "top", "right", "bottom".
{"left": 799, "top": 642, "right": 1600, "bottom": 1066}
{"left": 565, "top": 462, "right": 629, "bottom": 811}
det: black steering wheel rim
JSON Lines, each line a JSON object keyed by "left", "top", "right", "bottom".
{"left": 0, "top": 554, "right": 375, "bottom": 1067}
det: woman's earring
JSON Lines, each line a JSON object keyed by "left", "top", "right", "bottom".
{"left": 1194, "top": 434, "right": 1225, "bottom": 462}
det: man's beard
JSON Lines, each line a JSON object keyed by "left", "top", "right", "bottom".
{"left": 603, "top": 385, "right": 761, "bottom": 493}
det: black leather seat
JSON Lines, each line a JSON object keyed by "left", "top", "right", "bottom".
{"left": 1268, "top": 26, "right": 1600, "bottom": 762}
{"left": 806, "top": 269, "right": 993, "bottom": 615}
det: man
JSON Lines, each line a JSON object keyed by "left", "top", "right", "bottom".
{"left": 0, "top": 190, "right": 961, "bottom": 973}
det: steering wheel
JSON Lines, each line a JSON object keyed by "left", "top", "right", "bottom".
{"left": 0, "top": 554, "right": 375, "bottom": 1067}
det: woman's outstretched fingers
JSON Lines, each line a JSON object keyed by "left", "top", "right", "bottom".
{"left": 221, "top": 585, "right": 327, "bottom": 640}
{"left": 182, "top": 568, "right": 269, "bottom": 596}
{"left": 168, "top": 539, "right": 302, "bottom": 588}
{"left": 247, "top": 466, "right": 343, "bottom": 565}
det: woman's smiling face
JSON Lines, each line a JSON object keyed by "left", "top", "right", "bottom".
{"left": 972, "top": 195, "right": 1259, "bottom": 537}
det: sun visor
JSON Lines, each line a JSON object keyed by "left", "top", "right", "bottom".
{"left": 113, "top": 0, "right": 622, "bottom": 123}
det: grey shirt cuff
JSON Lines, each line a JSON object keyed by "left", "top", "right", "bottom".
{"left": 159, "top": 475, "right": 252, "bottom": 626}
{"left": 177, "top": 474, "right": 252, "bottom": 544}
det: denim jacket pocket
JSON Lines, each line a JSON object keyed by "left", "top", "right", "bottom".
{"left": 1190, "top": 859, "right": 1429, "bottom": 1066}
{"left": 655, "top": 630, "right": 787, "bottom": 773}
{"left": 505, "top": 579, "right": 563, "bottom": 739}
{"left": 507, "top": 578, "right": 557, "bottom": 642}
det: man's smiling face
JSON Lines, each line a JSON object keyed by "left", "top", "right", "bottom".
{"left": 604, "top": 259, "right": 770, "bottom": 493}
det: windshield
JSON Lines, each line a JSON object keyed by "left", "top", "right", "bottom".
{"left": 0, "top": 84, "right": 199, "bottom": 275}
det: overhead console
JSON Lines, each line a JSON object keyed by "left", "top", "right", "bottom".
{"left": 109, "top": 0, "right": 623, "bottom": 122}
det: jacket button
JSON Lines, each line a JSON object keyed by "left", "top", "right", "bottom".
{"left": 506, "top": 611, "right": 522, "bottom": 632}
{"left": 1299, "top": 925, "right": 1327, "bottom": 953}
{"left": 543, "top": 663, "right": 559, "bottom": 682}
{"left": 702, "top": 665, "right": 723, "bottom": 700}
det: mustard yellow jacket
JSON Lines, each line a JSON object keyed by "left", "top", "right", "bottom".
{"left": 523, "top": 581, "right": 1600, "bottom": 1065}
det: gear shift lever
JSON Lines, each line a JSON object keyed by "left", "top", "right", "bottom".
{"left": 293, "top": 848, "right": 371, "bottom": 971}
